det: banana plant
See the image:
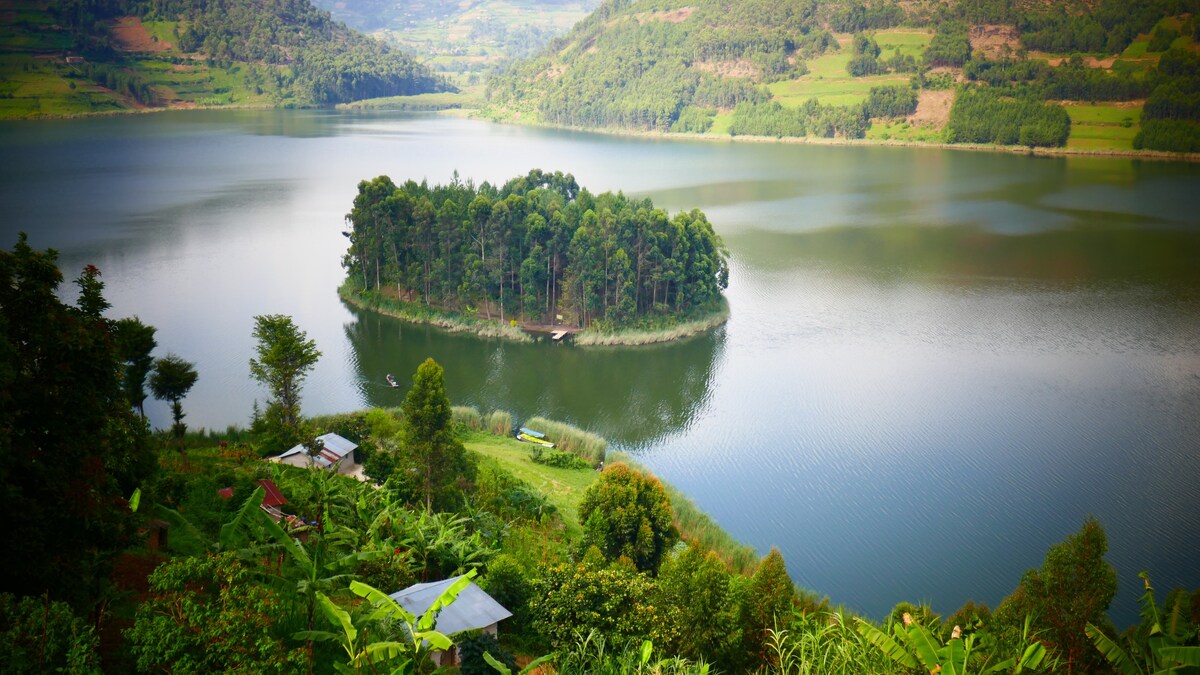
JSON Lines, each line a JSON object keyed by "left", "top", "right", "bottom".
{"left": 296, "top": 571, "right": 475, "bottom": 674}
{"left": 1086, "top": 572, "right": 1200, "bottom": 675}
{"left": 857, "top": 612, "right": 1046, "bottom": 675}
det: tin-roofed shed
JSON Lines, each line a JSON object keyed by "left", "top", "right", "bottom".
{"left": 389, "top": 575, "right": 512, "bottom": 667}
{"left": 274, "top": 433, "right": 359, "bottom": 474}
{"left": 390, "top": 576, "right": 512, "bottom": 636}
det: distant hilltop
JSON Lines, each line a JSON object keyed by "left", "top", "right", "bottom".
{"left": 0, "top": 0, "right": 451, "bottom": 118}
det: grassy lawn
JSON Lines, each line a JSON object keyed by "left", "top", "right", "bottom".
{"left": 464, "top": 431, "right": 597, "bottom": 537}
{"left": 770, "top": 36, "right": 919, "bottom": 108}
{"left": 1065, "top": 103, "right": 1141, "bottom": 150}
{"left": 708, "top": 110, "right": 734, "bottom": 135}
{"left": 875, "top": 29, "right": 933, "bottom": 58}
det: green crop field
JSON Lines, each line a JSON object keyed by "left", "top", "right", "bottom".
{"left": 866, "top": 120, "right": 948, "bottom": 143}
{"left": 875, "top": 29, "right": 933, "bottom": 58}
{"left": 769, "top": 33, "right": 924, "bottom": 109}
{"left": 1065, "top": 103, "right": 1142, "bottom": 150}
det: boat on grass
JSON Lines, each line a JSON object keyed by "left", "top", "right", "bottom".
{"left": 516, "top": 426, "right": 555, "bottom": 448}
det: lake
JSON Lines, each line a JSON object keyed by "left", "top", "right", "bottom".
{"left": 2, "top": 110, "right": 1198, "bottom": 625}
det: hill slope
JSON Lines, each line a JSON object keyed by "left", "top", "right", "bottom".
{"left": 0, "top": 0, "right": 451, "bottom": 118}
{"left": 484, "top": 0, "right": 1200, "bottom": 153}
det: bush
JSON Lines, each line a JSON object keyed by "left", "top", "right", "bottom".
{"left": 530, "top": 445, "right": 593, "bottom": 470}
{"left": 531, "top": 562, "right": 666, "bottom": 649}
{"left": 0, "top": 593, "right": 101, "bottom": 674}
{"left": 458, "top": 631, "right": 517, "bottom": 675}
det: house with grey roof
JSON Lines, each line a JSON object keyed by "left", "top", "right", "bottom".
{"left": 274, "top": 432, "right": 360, "bottom": 475}
{"left": 389, "top": 575, "right": 512, "bottom": 667}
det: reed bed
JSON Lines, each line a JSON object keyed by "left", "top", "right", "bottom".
{"left": 451, "top": 405, "right": 484, "bottom": 431}
{"left": 574, "top": 301, "right": 729, "bottom": 346}
{"left": 484, "top": 409, "right": 513, "bottom": 436}
{"left": 339, "top": 280, "right": 532, "bottom": 342}
{"left": 523, "top": 416, "right": 608, "bottom": 467}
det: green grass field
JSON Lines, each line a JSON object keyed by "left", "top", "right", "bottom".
{"left": 865, "top": 120, "right": 948, "bottom": 143}
{"left": 464, "top": 431, "right": 597, "bottom": 537}
{"left": 874, "top": 30, "right": 933, "bottom": 58}
{"left": 1065, "top": 103, "right": 1142, "bottom": 150}
{"left": 769, "top": 32, "right": 927, "bottom": 108}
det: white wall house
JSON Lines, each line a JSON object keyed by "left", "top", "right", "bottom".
{"left": 274, "top": 432, "right": 360, "bottom": 475}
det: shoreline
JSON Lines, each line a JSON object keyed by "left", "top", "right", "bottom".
{"left": 7, "top": 101, "right": 1197, "bottom": 162}
{"left": 338, "top": 280, "right": 730, "bottom": 347}
{"left": 474, "top": 110, "right": 1200, "bottom": 163}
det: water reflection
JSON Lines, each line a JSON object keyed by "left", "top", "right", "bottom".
{"left": 727, "top": 224, "right": 1200, "bottom": 283}
{"left": 343, "top": 304, "right": 724, "bottom": 448}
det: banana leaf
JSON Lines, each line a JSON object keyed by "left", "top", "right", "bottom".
{"left": 856, "top": 618, "right": 918, "bottom": 669}
{"left": 1086, "top": 623, "right": 1142, "bottom": 675}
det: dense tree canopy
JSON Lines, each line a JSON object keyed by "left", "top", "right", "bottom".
{"left": 343, "top": 169, "right": 729, "bottom": 330}
{"left": 113, "top": 317, "right": 157, "bottom": 417}
{"left": 577, "top": 462, "right": 678, "bottom": 573}
{"left": 52, "top": 0, "right": 450, "bottom": 105}
{"left": 0, "top": 235, "right": 156, "bottom": 606}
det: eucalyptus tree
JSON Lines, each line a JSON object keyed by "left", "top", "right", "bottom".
{"left": 113, "top": 316, "right": 157, "bottom": 417}
{"left": 150, "top": 353, "right": 198, "bottom": 453}
{"left": 401, "top": 358, "right": 472, "bottom": 512}
{"left": 249, "top": 314, "right": 321, "bottom": 444}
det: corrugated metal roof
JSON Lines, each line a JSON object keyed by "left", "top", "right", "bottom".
{"left": 277, "top": 433, "right": 358, "bottom": 469}
{"left": 389, "top": 576, "right": 512, "bottom": 636}
{"left": 257, "top": 479, "right": 288, "bottom": 509}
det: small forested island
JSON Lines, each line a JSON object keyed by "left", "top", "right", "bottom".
{"left": 339, "top": 169, "right": 731, "bottom": 345}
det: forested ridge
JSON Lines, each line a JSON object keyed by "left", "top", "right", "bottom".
{"left": 485, "top": 0, "right": 1200, "bottom": 153}
{"left": 1, "top": 0, "right": 449, "bottom": 115}
{"left": 342, "top": 169, "right": 730, "bottom": 332}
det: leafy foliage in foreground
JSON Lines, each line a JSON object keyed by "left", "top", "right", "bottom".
{"left": 0, "top": 235, "right": 157, "bottom": 606}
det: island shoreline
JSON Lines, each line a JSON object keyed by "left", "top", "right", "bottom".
{"left": 338, "top": 280, "right": 730, "bottom": 347}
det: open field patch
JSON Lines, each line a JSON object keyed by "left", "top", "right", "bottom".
{"left": 111, "top": 16, "right": 171, "bottom": 52}
{"left": 1065, "top": 102, "right": 1142, "bottom": 150}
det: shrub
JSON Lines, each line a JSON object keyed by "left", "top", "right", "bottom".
{"left": 530, "top": 445, "right": 593, "bottom": 470}
{"left": 0, "top": 593, "right": 101, "bottom": 674}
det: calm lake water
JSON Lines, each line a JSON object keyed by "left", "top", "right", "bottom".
{"left": 3, "top": 110, "right": 1198, "bottom": 625}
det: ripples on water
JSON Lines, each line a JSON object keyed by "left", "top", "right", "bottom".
{"left": 1, "top": 112, "right": 1197, "bottom": 625}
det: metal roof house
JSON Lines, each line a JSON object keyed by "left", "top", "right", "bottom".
{"left": 274, "top": 433, "right": 360, "bottom": 475}
{"left": 389, "top": 576, "right": 512, "bottom": 667}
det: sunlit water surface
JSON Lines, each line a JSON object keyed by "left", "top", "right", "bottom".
{"left": 3, "top": 110, "right": 1198, "bottom": 625}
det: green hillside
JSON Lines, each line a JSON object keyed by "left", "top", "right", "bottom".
{"left": 484, "top": 0, "right": 1200, "bottom": 153}
{"left": 0, "top": 0, "right": 451, "bottom": 118}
